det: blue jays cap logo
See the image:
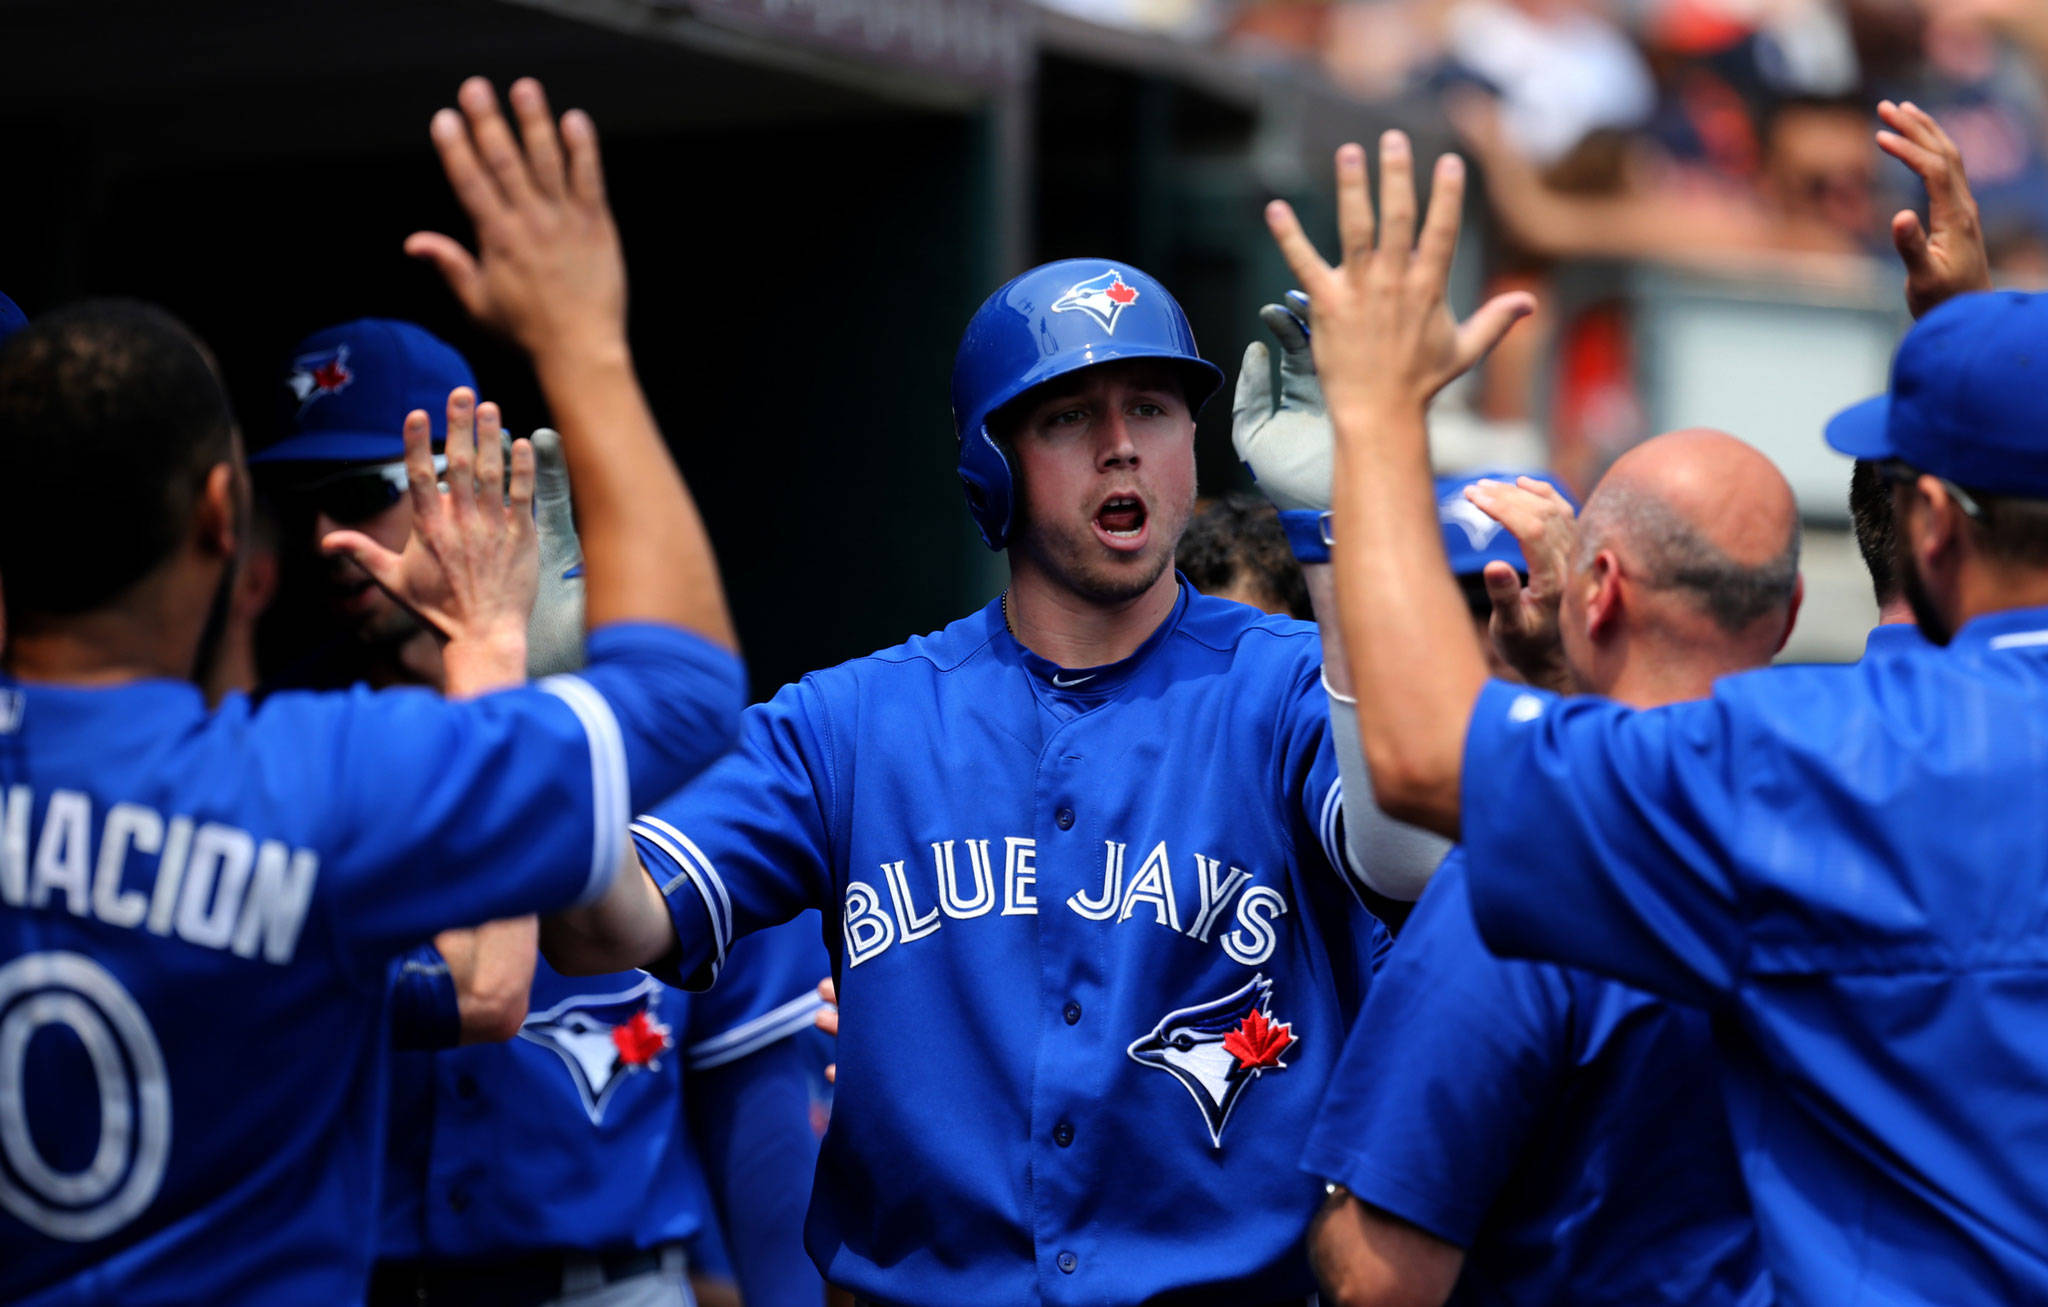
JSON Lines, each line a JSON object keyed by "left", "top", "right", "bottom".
{"left": 287, "top": 343, "right": 354, "bottom": 413}
{"left": 1440, "top": 488, "right": 1505, "bottom": 550}
{"left": 1050, "top": 269, "right": 1142, "bottom": 334}
{"left": 518, "top": 978, "right": 675, "bottom": 1125}
{"left": 1128, "top": 973, "right": 1296, "bottom": 1148}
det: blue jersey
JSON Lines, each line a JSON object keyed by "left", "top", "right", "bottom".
{"left": 379, "top": 911, "right": 826, "bottom": 1261}
{"left": 0, "top": 624, "right": 745, "bottom": 1307}
{"left": 1458, "top": 605, "right": 2048, "bottom": 1306}
{"left": 632, "top": 583, "right": 1389, "bottom": 1305}
{"left": 1302, "top": 852, "right": 1768, "bottom": 1306}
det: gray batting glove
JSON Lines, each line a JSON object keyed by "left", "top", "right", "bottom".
{"left": 1231, "top": 292, "right": 1334, "bottom": 513}
{"left": 525, "top": 428, "right": 587, "bottom": 678}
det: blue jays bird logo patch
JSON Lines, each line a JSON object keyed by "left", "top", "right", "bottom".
{"left": 287, "top": 344, "right": 354, "bottom": 412}
{"left": 518, "top": 978, "right": 674, "bottom": 1125}
{"left": 1128, "top": 974, "right": 1297, "bottom": 1148}
{"left": 1050, "top": 269, "right": 1141, "bottom": 333}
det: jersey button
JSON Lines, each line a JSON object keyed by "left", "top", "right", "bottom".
{"left": 1063, "top": 1001, "right": 1082, "bottom": 1025}
{"left": 1056, "top": 808, "right": 1075, "bottom": 830}
{"left": 454, "top": 1074, "right": 479, "bottom": 1102}
{"left": 448, "top": 1189, "right": 471, "bottom": 1214}
{"left": 1053, "top": 1122, "right": 1074, "bottom": 1147}
{"left": 1057, "top": 1251, "right": 1077, "bottom": 1274}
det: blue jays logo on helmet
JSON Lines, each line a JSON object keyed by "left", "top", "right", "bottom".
{"left": 1434, "top": 469, "right": 1578, "bottom": 578}
{"left": 1128, "top": 973, "right": 1297, "bottom": 1148}
{"left": 950, "top": 258, "right": 1225, "bottom": 552}
{"left": 1050, "top": 268, "right": 1142, "bottom": 334}
{"left": 518, "top": 977, "right": 675, "bottom": 1125}
{"left": 286, "top": 344, "right": 354, "bottom": 414}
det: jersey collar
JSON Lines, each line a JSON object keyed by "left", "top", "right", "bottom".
{"left": 1861, "top": 622, "right": 1926, "bottom": 658}
{"left": 1002, "top": 575, "right": 1191, "bottom": 699}
{"left": 1946, "top": 603, "right": 2048, "bottom": 654}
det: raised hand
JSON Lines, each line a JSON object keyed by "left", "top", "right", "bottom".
{"left": 1464, "top": 476, "right": 1578, "bottom": 693}
{"left": 408, "top": 77, "right": 626, "bottom": 359}
{"left": 1876, "top": 100, "right": 1992, "bottom": 320}
{"left": 1263, "top": 133, "right": 1535, "bottom": 429}
{"left": 1232, "top": 292, "right": 1335, "bottom": 513}
{"left": 321, "top": 387, "right": 538, "bottom": 684}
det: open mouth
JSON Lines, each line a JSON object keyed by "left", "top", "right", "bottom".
{"left": 1094, "top": 494, "right": 1148, "bottom": 549}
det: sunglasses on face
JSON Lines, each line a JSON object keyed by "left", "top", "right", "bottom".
{"left": 1877, "top": 458, "right": 1991, "bottom": 524}
{"left": 284, "top": 456, "right": 450, "bottom": 526}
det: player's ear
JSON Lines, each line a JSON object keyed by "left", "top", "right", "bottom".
{"left": 1584, "top": 549, "right": 1623, "bottom": 641}
{"left": 194, "top": 462, "right": 239, "bottom": 561}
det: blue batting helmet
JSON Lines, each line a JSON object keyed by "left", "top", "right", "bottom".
{"left": 950, "top": 258, "right": 1224, "bottom": 550}
{"left": 1435, "top": 469, "right": 1578, "bottom": 576}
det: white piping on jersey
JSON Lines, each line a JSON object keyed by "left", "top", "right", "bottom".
{"left": 630, "top": 816, "right": 733, "bottom": 971}
{"left": 398, "top": 956, "right": 451, "bottom": 978}
{"left": 687, "top": 991, "right": 827, "bottom": 1070}
{"left": 523, "top": 974, "right": 665, "bottom": 1027}
{"left": 540, "top": 675, "right": 630, "bottom": 907}
{"left": 637, "top": 813, "right": 735, "bottom": 950}
{"left": 1319, "top": 778, "right": 1373, "bottom": 912}
{"left": 1988, "top": 629, "right": 2048, "bottom": 651}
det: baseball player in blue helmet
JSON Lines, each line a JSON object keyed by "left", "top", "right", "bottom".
{"left": 549, "top": 255, "right": 1405, "bottom": 1303}
{"left": 0, "top": 78, "right": 746, "bottom": 1306}
{"left": 1277, "top": 116, "right": 2048, "bottom": 1305}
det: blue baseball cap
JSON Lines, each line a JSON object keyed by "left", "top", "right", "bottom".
{"left": 250, "top": 318, "right": 476, "bottom": 465}
{"left": 1825, "top": 291, "right": 2048, "bottom": 497}
{"left": 0, "top": 292, "right": 28, "bottom": 347}
{"left": 1436, "top": 469, "right": 1578, "bottom": 576}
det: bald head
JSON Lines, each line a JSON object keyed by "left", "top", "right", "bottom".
{"left": 1578, "top": 429, "right": 1802, "bottom": 636}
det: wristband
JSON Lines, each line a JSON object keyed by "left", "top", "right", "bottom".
{"left": 1279, "top": 509, "right": 1335, "bottom": 565}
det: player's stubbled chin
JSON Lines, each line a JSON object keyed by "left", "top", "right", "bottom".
{"left": 1094, "top": 494, "right": 1149, "bottom": 552}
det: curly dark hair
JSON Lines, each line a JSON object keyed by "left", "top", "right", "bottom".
{"left": 1176, "top": 493, "right": 1311, "bottom": 620}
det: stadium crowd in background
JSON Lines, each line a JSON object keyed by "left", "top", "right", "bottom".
{"left": 5, "top": 26, "right": 2048, "bottom": 1307}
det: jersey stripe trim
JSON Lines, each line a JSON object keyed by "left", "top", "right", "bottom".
{"left": 635, "top": 814, "right": 735, "bottom": 949}
{"left": 687, "top": 992, "right": 826, "bottom": 1070}
{"left": 630, "top": 819, "right": 732, "bottom": 973}
{"left": 1320, "top": 777, "right": 1374, "bottom": 909}
{"left": 540, "top": 674, "right": 630, "bottom": 906}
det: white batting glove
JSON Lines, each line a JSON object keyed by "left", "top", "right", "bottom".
{"left": 1231, "top": 292, "right": 1333, "bottom": 514}
{"left": 525, "top": 427, "right": 587, "bottom": 678}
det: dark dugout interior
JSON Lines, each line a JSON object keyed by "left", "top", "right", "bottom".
{"left": 0, "top": 0, "right": 999, "bottom": 698}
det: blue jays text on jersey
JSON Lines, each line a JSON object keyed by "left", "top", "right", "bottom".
{"left": 1457, "top": 606, "right": 2048, "bottom": 1307}
{"left": 632, "top": 582, "right": 1390, "bottom": 1306}
{"left": 0, "top": 624, "right": 745, "bottom": 1307}
{"left": 1303, "top": 852, "right": 1768, "bottom": 1307}
{"left": 378, "top": 912, "right": 826, "bottom": 1267}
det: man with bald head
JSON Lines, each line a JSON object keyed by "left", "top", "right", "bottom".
{"left": 1300, "top": 428, "right": 1792, "bottom": 1307}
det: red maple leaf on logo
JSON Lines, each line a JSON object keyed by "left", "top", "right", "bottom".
{"left": 1105, "top": 277, "right": 1138, "bottom": 306}
{"left": 611, "top": 1010, "right": 672, "bottom": 1068}
{"left": 311, "top": 358, "right": 351, "bottom": 393}
{"left": 1223, "top": 1009, "right": 1294, "bottom": 1071}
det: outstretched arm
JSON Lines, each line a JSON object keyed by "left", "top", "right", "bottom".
{"left": 1266, "top": 135, "right": 1534, "bottom": 837}
{"left": 409, "top": 77, "right": 735, "bottom": 652}
{"left": 1232, "top": 297, "right": 1451, "bottom": 898}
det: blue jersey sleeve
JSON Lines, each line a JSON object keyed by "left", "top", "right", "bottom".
{"left": 387, "top": 944, "right": 462, "bottom": 1050}
{"left": 683, "top": 911, "right": 830, "bottom": 1070}
{"left": 1458, "top": 680, "right": 1745, "bottom": 1007}
{"left": 1300, "top": 854, "right": 1568, "bottom": 1245}
{"left": 631, "top": 678, "right": 837, "bottom": 989}
{"left": 307, "top": 622, "right": 745, "bottom": 959}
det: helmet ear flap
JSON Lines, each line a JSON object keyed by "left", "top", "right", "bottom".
{"left": 958, "top": 426, "right": 1016, "bottom": 551}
